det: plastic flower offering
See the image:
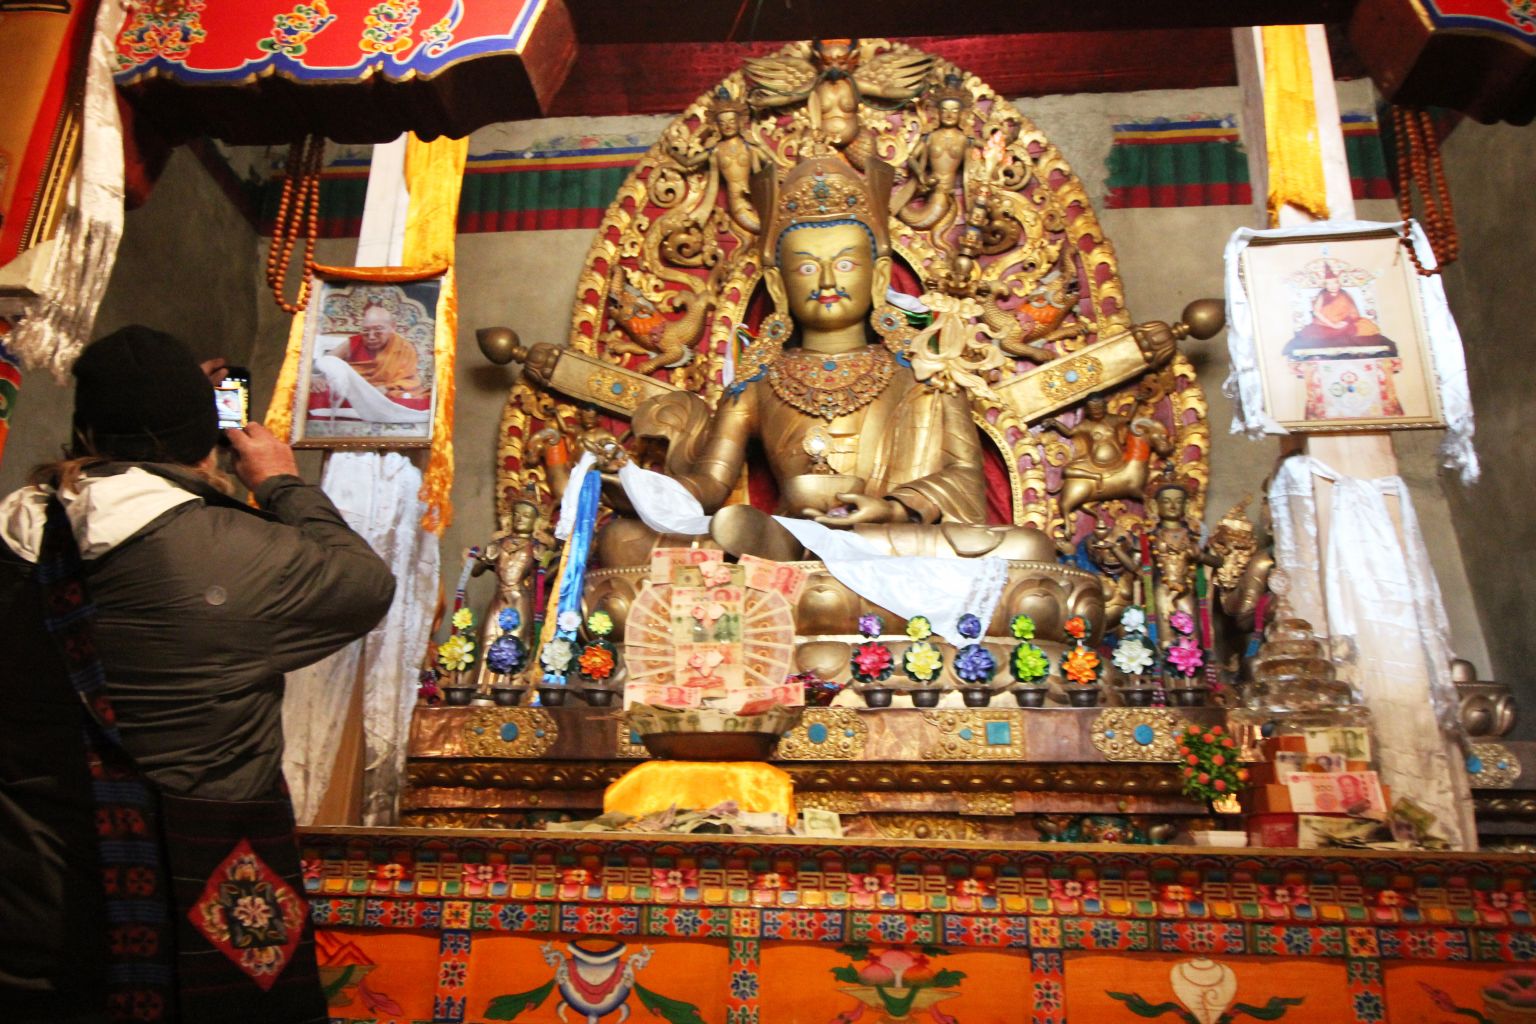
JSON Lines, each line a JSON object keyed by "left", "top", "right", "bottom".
{"left": 497, "top": 607, "right": 521, "bottom": 632}
{"left": 858, "top": 613, "right": 883, "bottom": 638}
{"left": 905, "top": 615, "right": 933, "bottom": 641}
{"left": 904, "top": 641, "right": 943, "bottom": 682}
{"left": 957, "top": 613, "right": 983, "bottom": 640}
{"left": 540, "top": 637, "right": 574, "bottom": 673}
{"left": 851, "top": 642, "right": 894, "bottom": 682}
{"left": 486, "top": 635, "right": 527, "bottom": 675}
{"left": 1062, "top": 645, "right": 1100, "bottom": 685}
{"left": 451, "top": 608, "right": 474, "bottom": 631}
{"left": 586, "top": 610, "right": 614, "bottom": 636}
{"left": 1064, "top": 615, "right": 1087, "bottom": 640}
{"left": 1167, "top": 639, "right": 1204, "bottom": 676}
{"left": 437, "top": 634, "right": 475, "bottom": 672}
{"left": 577, "top": 645, "right": 616, "bottom": 680}
{"left": 955, "top": 643, "right": 997, "bottom": 683}
{"left": 1112, "top": 636, "right": 1154, "bottom": 675}
{"left": 1010, "top": 614, "right": 1036, "bottom": 640}
{"left": 1120, "top": 607, "right": 1147, "bottom": 635}
{"left": 1012, "top": 643, "right": 1049, "bottom": 682}
{"left": 1179, "top": 723, "right": 1247, "bottom": 803}
{"left": 1169, "top": 610, "right": 1195, "bottom": 636}
{"left": 556, "top": 610, "right": 583, "bottom": 634}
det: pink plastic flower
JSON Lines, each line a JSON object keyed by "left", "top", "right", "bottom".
{"left": 1169, "top": 610, "right": 1195, "bottom": 635}
{"left": 1167, "top": 640, "right": 1203, "bottom": 675}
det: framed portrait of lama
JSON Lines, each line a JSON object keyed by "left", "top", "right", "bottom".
{"left": 1238, "top": 228, "right": 1444, "bottom": 432}
{"left": 290, "top": 266, "right": 445, "bottom": 448}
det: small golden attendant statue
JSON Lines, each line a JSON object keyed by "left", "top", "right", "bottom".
{"left": 472, "top": 499, "right": 539, "bottom": 692}
{"left": 1114, "top": 471, "right": 1221, "bottom": 642}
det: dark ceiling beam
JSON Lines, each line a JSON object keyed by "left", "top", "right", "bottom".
{"left": 563, "top": 0, "right": 1359, "bottom": 45}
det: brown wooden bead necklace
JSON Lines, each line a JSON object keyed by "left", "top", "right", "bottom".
{"left": 265, "top": 135, "right": 326, "bottom": 313}
{"left": 1392, "top": 106, "right": 1459, "bottom": 276}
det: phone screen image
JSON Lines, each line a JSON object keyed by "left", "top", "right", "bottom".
{"left": 215, "top": 368, "right": 251, "bottom": 430}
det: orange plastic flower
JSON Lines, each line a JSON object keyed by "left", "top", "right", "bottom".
{"left": 1064, "top": 616, "right": 1087, "bottom": 640}
{"left": 578, "top": 645, "right": 616, "bottom": 680}
{"left": 1063, "top": 645, "right": 1100, "bottom": 684}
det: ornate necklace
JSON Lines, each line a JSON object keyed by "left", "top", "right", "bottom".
{"left": 767, "top": 346, "right": 896, "bottom": 421}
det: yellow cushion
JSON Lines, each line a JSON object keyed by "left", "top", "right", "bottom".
{"left": 603, "top": 761, "right": 795, "bottom": 819}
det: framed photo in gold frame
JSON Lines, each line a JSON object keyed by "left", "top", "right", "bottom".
{"left": 290, "top": 266, "right": 446, "bottom": 449}
{"left": 1238, "top": 227, "right": 1444, "bottom": 432}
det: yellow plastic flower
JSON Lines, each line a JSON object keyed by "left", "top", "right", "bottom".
{"left": 586, "top": 610, "right": 614, "bottom": 636}
{"left": 451, "top": 608, "right": 474, "bottom": 631}
{"left": 1063, "top": 645, "right": 1100, "bottom": 685}
{"left": 904, "top": 641, "right": 943, "bottom": 682}
{"left": 437, "top": 634, "right": 475, "bottom": 672}
{"left": 905, "top": 616, "right": 933, "bottom": 641}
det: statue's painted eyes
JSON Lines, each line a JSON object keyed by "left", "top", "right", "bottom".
{"left": 834, "top": 258, "right": 856, "bottom": 273}
{"left": 796, "top": 261, "right": 818, "bottom": 276}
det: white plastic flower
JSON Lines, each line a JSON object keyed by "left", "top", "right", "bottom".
{"left": 556, "top": 610, "right": 582, "bottom": 633}
{"left": 1112, "top": 637, "right": 1154, "bottom": 675}
{"left": 1120, "top": 607, "right": 1147, "bottom": 635}
{"left": 541, "top": 638, "right": 574, "bottom": 672}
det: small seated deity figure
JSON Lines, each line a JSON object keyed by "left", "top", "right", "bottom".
{"left": 627, "top": 152, "right": 1055, "bottom": 565}
{"left": 1042, "top": 393, "right": 1172, "bottom": 524}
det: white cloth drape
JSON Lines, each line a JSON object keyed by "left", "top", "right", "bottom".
{"left": 1223, "top": 219, "right": 1479, "bottom": 484}
{"left": 616, "top": 460, "right": 1007, "bottom": 642}
{"left": 312, "top": 355, "right": 432, "bottom": 423}
{"left": 1269, "top": 456, "right": 1475, "bottom": 849}
{"left": 281, "top": 451, "right": 439, "bottom": 825}
{"left": 6, "top": 0, "right": 127, "bottom": 379}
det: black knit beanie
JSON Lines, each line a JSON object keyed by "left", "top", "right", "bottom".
{"left": 71, "top": 325, "right": 219, "bottom": 464}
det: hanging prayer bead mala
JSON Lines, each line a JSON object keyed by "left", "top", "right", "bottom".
{"left": 1392, "top": 106, "right": 1459, "bottom": 275}
{"left": 265, "top": 135, "right": 326, "bottom": 313}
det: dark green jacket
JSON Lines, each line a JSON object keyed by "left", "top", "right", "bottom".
{"left": 0, "top": 464, "right": 394, "bottom": 1017}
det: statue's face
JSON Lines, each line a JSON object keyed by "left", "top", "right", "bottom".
{"left": 1155, "top": 488, "right": 1187, "bottom": 520}
{"left": 779, "top": 222, "right": 879, "bottom": 332}
{"left": 510, "top": 503, "right": 537, "bottom": 533}
{"left": 938, "top": 99, "right": 963, "bottom": 127}
{"left": 716, "top": 109, "right": 740, "bottom": 138}
{"left": 1085, "top": 397, "right": 1107, "bottom": 419}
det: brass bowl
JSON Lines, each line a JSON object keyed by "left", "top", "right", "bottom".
{"left": 781, "top": 474, "right": 865, "bottom": 514}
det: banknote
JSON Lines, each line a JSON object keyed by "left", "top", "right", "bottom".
{"left": 739, "top": 554, "right": 809, "bottom": 603}
{"left": 650, "top": 546, "right": 725, "bottom": 584}
{"left": 801, "top": 808, "right": 844, "bottom": 838}
{"left": 1283, "top": 770, "right": 1386, "bottom": 814}
{"left": 1303, "top": 726, "right": 1371, "bottom": 761}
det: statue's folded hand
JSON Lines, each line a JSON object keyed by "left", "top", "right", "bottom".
{"left": 809, "top": 492, "right": 904, "bottom": 528}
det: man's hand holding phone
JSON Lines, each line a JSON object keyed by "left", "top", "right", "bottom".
{"left": 225, "top": 423, "right": 300, "bottom": 493}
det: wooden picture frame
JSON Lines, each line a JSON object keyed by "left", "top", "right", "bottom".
{"left": 1238, "top": 228, "right": 1445, "bottom": 432}
{"left": 290, "top": 266, "right": 446, "bottom": 449}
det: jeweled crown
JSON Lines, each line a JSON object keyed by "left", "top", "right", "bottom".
{"left": 751, "top": 154, "right": 893, "bottom": 267}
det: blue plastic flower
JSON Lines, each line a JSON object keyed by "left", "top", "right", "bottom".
{"left": 858, "top": 613, "right": 883, "bottom": 638}
{"left": 957, "top": 613, "right": 983, "bottom": 640}
{"left": 497, "top": 607, "right": 521, "bottom": 632}
{"left": 487, "top": 635, "right": 527, "bottom": 675}
{"left": 955, "top": 643, "right": 997, "bottom": 683}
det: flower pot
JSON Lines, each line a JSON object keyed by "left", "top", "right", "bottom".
{"left": 441, "top": 686, "right": 475, "bottom": 707}
{"left": 491, "top": 687, "right": 524, "bottom": 707}
{"left": 1116, "top": 685, "right": 1156, "bottom": 708}
{"left": 1167, "top": 685, "right": 1208, "bottom": 707}
{"left": 862, "top": 687, "right": 893, "bottom": 708}
{"left": 908, "top": 687, "right": 942, "bottom": 708}
{"left": 1066, "top": 686, "right": 1101, "bottom": 708}
{"left": 536, "top": 687, "right": 568, "bottom": 707}
{"left": 1013, "top": 686, "right": 1048, "bottom": 708}
{"left": 582, "top": 689, "right": 617, "bottom": 707}
{"left": 960, "top": 686, "right": 993, "bottom": 707}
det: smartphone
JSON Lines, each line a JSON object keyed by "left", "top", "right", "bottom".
{"left": 214, "top": 366, "right": 251, "bottom": 430}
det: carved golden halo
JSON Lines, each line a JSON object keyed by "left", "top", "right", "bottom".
{"left": 495, "top": 39, "right": 1205, "bottom": 537}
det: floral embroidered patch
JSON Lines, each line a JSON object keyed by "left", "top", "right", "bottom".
{"left": 186, "top": 839, "right": 307, "bottom": 989}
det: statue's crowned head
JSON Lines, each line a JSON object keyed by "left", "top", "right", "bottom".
{"left": 751, "top": 154, "right": 894, "bottom": 335}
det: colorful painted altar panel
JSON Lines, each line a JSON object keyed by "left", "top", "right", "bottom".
{"left": 1064, "top": 953, "right": 1353, "bottom": 1022}
{"left": 112, "top": 0, "right": 574, "bottom": 142}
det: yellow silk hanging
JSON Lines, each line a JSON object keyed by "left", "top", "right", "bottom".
{"left": 603, "top": 761, "right": 796, "bottom": 819}
{"left": 402, "top": 134, "right": 468, "bottom": 534}
{"left": 1261, "top": 24, "right": 1330, "bottom": 226}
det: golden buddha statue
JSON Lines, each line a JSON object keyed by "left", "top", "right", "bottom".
{"left": 626, "top": 151, "right": 1056, "bottom": 565}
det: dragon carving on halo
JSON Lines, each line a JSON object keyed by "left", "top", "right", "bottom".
{"left": 489, "top": 38, "right": 1216, "bottom": 571}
